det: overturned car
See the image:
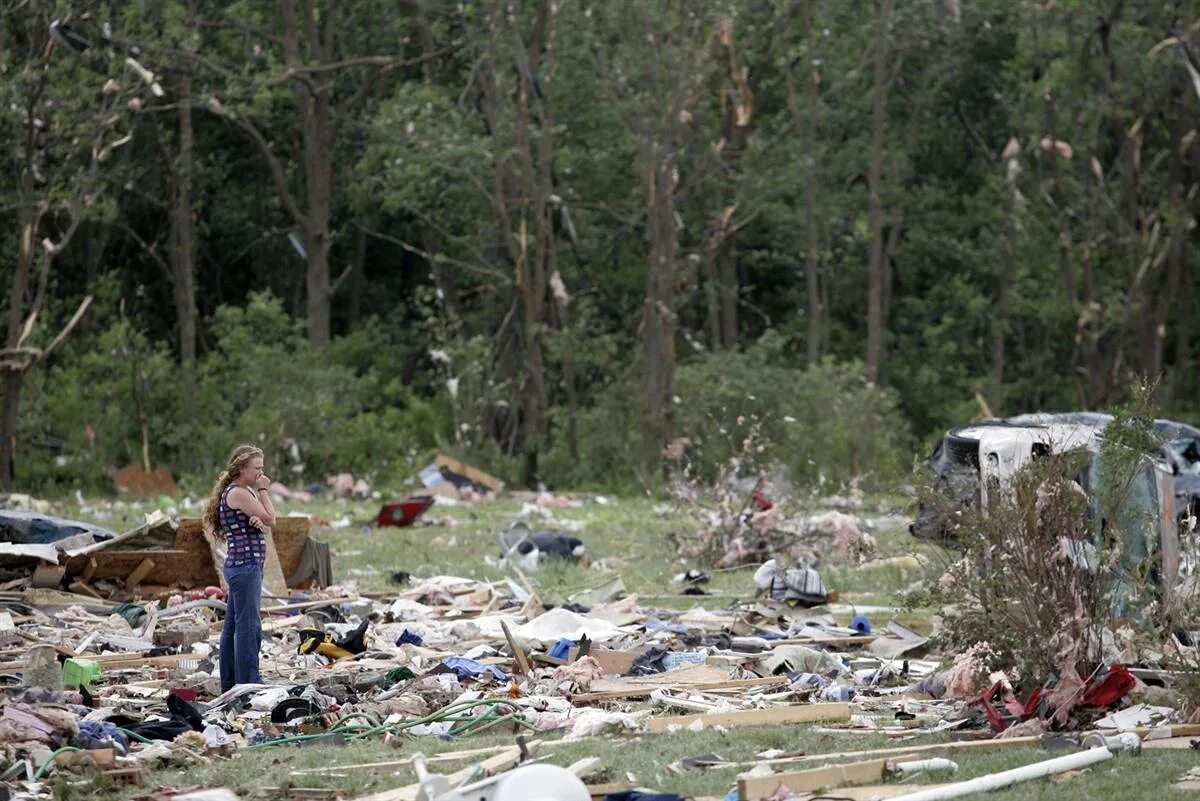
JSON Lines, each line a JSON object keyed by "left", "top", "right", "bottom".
{"left": 911, "top": 414, "right": 1194, "bottom": 612}
{"left": 912, "top": 412, "right": 1200, "bottom": 543}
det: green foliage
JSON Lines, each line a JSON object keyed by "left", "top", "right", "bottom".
{"left": 541, "top": 334, "right": 911, "bottom": 493}
{"left": 20, "top": 293, "right": 445, "bottom": 493}
{"left": 6, "top": 0, "right": 1200, "bottom": 497}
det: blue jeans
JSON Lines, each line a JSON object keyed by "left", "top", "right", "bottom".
{"left": 220, "top": 563, "right": 263, "bottom": 692}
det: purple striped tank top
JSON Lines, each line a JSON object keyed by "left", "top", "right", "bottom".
{"left": 219, "top": 485, "right": 266, "bottom": 568}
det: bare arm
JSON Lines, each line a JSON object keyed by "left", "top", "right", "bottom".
{"left": 228, "top": 486, "right": 277, "bottom": 529}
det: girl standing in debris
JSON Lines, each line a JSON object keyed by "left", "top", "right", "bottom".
{"left": 204, "top": 444, "right": 276, "bottom": 692}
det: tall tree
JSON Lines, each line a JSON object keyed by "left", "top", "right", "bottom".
{"left": 0, "top": 6, "right": 144, "bottom": 487}
{"left": 865, "top": 0, "right": 893, "bottom": 384}
{"left": 591, "top": 3, "right": 717, "bottom": 471}
{"left": 206, "top": 0, "right": 424, "bottom": 347}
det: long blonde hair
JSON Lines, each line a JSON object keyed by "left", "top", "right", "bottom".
{"left": 203, "top": 444, "right": 264, "bottom": 539}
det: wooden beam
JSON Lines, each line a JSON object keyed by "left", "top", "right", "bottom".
{"left": 351, "top": 743, "right": 536, "bottom": 801}
{"left": 501, "top": 620, "right": 532, "bottom": 674}
{"left": 783, "top": 735, "right": 1046, "bottom": 764}
{"left": 124, "top": 558, "right": 156, "bottom": 589}
{"left": 738, "top": 757, "right": 903, "bottom": 800}
{"left": 645, "top": 703, "right": 851, "bottom": 733}
{"left": 290, "top": 745, "right": 517, "bottom": 776}
{"left": 574, "top": 675, "right": 789, "bottom": 703}
{"left": 68, "top": 580, "right": 104, "bottom": 599}
{"left": 81, "top": 557, "right": 98, "bottom": 583}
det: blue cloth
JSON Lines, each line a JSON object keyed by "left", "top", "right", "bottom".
{"left": 396, "top": 628, "right": 424, "bottom": 647}
{"left": 603, "top": 792, "right": 684, "bottom": 801}
{"left": 73, "top": 721, "right": 129, "bottom": 754}
{"left": 548, "top": 638, "right": 576, "bottom": 660}
{"left": 220, "top": 563, "right": 263, "bottom": 692}
{"left": 644, "top": 620, "right": 688, "bottom": 633}
{"left": 851, "top": 614, "right": 872, "bottom": 634}
{"left": 440, "top": 656, "right": 508, "bottom": 682}
{"left": 219, "top": 485, "right": 266, "bottom": 567}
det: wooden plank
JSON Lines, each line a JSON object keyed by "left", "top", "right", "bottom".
{"left": 0, "top": 652, "right": 189, "bottom": 671}
{"left": 587, "top": 782, "right": 634, "bottom": 800}
{"left": 68, "top": 580, "right": 104, "bottom": 599}
{"left": 783, "top": 735, "right": 1045, "bottom": 764}
{"left": 291, "top": 745, "right": 516, "bottom": 776}
{"left": 567, "top": 757, "right": 604, "bottom": 780}
{"left": 81, "top": 558, "right": 98, "bottom": 583}
{"left": 351, "top": 744, "right": 534, "bottom": 801}
{"left": 501, "top": 620, "right": 532, "bottom": 675}
{"left": 124, "top": 558, "right": 156, "bottom": 589}
{"left": 574, "top": 675, "right": 789, "bottom": 702}
{"left": 646, "top": 703, "right": 851, "bottom": 733}
{"left": 260, "top": 528, "right": 289, "bottom": 598}
{"left": 809, "top": 785, "right": 949, "bottom": 801}
{"left": 434, "top": 453, "right": 502, "bottom": 492}
{"left": 738, "top": 757, "right": 894, "bottom": 800}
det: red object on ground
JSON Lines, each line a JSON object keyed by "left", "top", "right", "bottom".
{"left": 168, "top": 688, "right": 197, "bottom": 703}
{"left": 751, "top": 490, "right": 773, "bottom": 511}
{"left": 975, "top": 682, "right": 1041, "bottom": 732}
{"left": 1080, "top": 664, "right": 1136, "bottom": 707}
{"left": 375, "top": 496, "right": 435, "bottom": 527}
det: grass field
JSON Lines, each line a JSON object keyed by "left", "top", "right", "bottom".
{"left": 45, "top": 493, "right": 1200, "bottom": 800}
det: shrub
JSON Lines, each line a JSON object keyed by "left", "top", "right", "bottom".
{"left": 540, "top": 333, "right": 912, "bottom": 493}
{"left": 19, "top": 292, "right": 447, "bottom": 495}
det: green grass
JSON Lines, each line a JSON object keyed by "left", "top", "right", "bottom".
{"left": 41, "top": 494, "right": 1190, "bottom": 800}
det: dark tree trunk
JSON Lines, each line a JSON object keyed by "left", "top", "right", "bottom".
{"left": 170, "top": 52, "right": 199, "bottom": 373}
{"left": 802, "top": 0, "right": 822, "bottom": 364}
{"left": 865, "top": 0, "right": 892, "bottom": 384}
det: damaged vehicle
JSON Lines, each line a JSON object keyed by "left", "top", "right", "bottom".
{"left": 911, "top": 415, "right": 1185, "bottom": 611}
{"left": 913, "top": 413, "right": 1200, "bottom": 541}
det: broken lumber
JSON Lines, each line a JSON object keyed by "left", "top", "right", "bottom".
{"left": 574, "top": 675, "right": 789, "bottom": 702}
{"left": 290, "top": 744, "right": 517, "bottom": 776}
{"left": 501, "top": 620, "right": 532, "bottom": 674}
{"left": 783, "top": 735, "right": 1045, "bottom": 764}
{"left": 738, "top": 756, "right": 907, "bottom": 800}
{"left": 124, "top": 557, "right": 156, "bottom": 589}
{"left": 68, "top": 580, "right": 104, "bottom": 599}
{"left": 351, "top": 743, "right": 536, "bottom": 801}
{"left": 645, "top": 702, "right": 850, "bottom": 732}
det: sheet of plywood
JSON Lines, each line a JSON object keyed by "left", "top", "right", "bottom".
{"left": 178, "top": 516, "right": 310, "bottom": 586}
{"left": 66, "top": 550, "right": 217, "bottom": 589}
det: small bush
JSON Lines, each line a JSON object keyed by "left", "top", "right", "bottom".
{"left": 540, "top": 333, "right": 912, "bottom": 493}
